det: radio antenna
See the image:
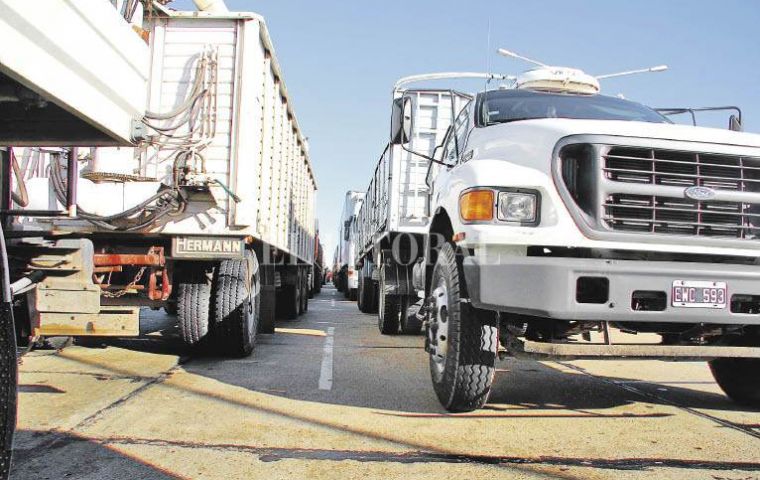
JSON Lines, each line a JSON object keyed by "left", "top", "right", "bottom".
{"left": 596, "top": 65, "right": 668, "bottom": 79}
{"left": 497, "top": 48, "right": 548, "bottom": 67}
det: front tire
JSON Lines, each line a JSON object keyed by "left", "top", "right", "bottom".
{"left": 212, "top": 252, "right": 259, "bottom": 358}
{"left": 428, "top": 243, "right": 498, "bottom": 412}
{"left": 709, "top": 337, "right": 760, "bottom": 407}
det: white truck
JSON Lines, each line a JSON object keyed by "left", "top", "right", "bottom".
{"left": 370, "top": 60, "right": 760, "bottom": 412}
{"left": 354, "top": 87, "right": 469, "bottom": 333}
{"left": 1, "top": 1, "right": 317, "bottom": 357}
{"left": 335, "top": 190, "right": 364, "bottom": 300}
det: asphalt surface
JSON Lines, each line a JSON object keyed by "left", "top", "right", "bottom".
{"left": 9, "top": 285, "right": 760, "bottom": 479}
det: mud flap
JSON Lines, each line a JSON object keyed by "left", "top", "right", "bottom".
{"left": 0, "top": 302, "right": 16, "bottom": 480}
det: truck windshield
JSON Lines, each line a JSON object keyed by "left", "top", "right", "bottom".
{"left": 479, "top": 89, "right": 669, "bottom": 125}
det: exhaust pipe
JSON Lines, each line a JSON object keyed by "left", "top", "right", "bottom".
{"left": 192, "top": 0, "right": 229, "bottom": 13}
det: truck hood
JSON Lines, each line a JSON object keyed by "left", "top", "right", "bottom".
{"left": 470, "top": 119, "right": 760, "bottom": 164}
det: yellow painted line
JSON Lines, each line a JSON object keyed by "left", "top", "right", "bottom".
{"left": 274, "top": 328, "right": 326, "bottom": 337}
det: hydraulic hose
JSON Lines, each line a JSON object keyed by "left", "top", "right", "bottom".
{"left": 49, "top": 153, "right": 183, "bottom": 231}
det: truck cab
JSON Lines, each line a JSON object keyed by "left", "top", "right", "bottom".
{"left": 391, "top": 68, "right": 760, "bottom": 412}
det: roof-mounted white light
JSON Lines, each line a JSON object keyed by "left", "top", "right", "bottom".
{"left": 516, "top": 67, "right": 600, "bottom": 94}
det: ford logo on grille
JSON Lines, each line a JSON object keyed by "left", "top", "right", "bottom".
{"left": 684, "top": 186, "right": 717, "bottom": 201}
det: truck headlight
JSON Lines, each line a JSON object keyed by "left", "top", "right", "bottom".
{"left": 497, "top": 192, "right": 538, "bottom": 223}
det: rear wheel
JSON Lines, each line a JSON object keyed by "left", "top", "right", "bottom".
{"left": 709, "top": 337, "right": 760, "bottom": 407}
{"left": 212, "top": 252, "right": 259, "bottom": 358}
{"left": 428, "top": 243, "right": 498, "bottom": 412}
{"left": 357, "top": 274, "right": 366, "bottom": 312}
{"left": 301, "top": 271, "right": 309, "bottom": 313}
{"left": 400, "top": 298, "right": 422, "bottom": 335}
{"left": 177, "top": 267, "right": 212, "bottom": 348}
{"left": 278, "top": 284, "right": 299, "bottom": 320}
{"left": 377, "top": 265, "right": 400, "bottom": 334}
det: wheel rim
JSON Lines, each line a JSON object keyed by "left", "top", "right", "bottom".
{"left": 429, "top": 276, "right": 450, "bottom": 376}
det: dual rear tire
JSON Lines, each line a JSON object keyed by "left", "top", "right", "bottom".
{"left": 177, "top": 252, "right": 259, "bottom": 357}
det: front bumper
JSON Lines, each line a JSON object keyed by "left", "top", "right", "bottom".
{"left": 463, "top": 256, "right": 760, "bottom": 325}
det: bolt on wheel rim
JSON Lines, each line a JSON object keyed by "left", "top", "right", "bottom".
{"left": 430, "top": 277, "right": 450, "bottom": 375}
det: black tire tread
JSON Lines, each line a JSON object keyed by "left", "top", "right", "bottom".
{"left": 709, "top": 355, "right": 760, "bottom": 407}
{"left": 430, "top": 243, "right": 497, "bottom": 412}
{"left": 213, "top": 253, "right": 258, "bottom": 358}
{"left": 177, "top": 268, "right": 211, "bottom": 347}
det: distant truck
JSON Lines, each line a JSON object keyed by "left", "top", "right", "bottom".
{"left": 335, "top": 191, "right": 364, "bottom": 300}
{"left": 360, "top": 62, "right": 760, "bottom": 412}
{"left": 1, "top": 2, "right": 317, "bottom": 357}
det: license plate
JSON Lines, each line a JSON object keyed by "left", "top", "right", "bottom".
{"left": 671, "top": 280, "right": 727, "bottom": 309}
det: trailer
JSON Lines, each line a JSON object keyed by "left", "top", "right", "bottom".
{"left": 2, "top": 5, "right": 317, "bottom": 357}
{"left": 353, "top": 88, "right": 468, "bottom": 332}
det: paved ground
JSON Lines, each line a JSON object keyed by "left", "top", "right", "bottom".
{"left": 9, "top": 285, "right": 760, "bottom": 479}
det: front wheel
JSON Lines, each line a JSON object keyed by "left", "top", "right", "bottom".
{"left": 428, "top": 243, "right": 498, "bottom": 412}
{"left": 709, "top": 337, "right": 760, "bottom": 407}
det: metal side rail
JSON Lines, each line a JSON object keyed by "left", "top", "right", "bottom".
{"left": 507, "top": 337, "right": 760, "bottom": 361}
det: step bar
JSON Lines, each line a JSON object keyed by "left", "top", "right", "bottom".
{"left": 509, "top": 338, "right": 760, "bottom": 361}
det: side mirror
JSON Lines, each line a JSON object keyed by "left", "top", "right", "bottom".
{"left": 729, "top": 114, "right": 743, "bottom": 132}
{"left": 390, "top": 97, "right": 413, "bottom": 145}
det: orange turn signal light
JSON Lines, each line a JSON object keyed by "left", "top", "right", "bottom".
{"left": 459, "top": 189, "right": 494, "bottom": 222}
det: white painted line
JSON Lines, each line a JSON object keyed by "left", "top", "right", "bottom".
{"left": 331, "top": 298, "right": 336, "bottom": 307}
{"left": 319, "top": 326, "right": 335, "bottom": 391}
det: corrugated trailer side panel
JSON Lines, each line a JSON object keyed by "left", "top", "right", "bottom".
{"left": 263, "top": 68, "right": 280, "bottom": 246}
{"left": 356, "top": 90, "right": 467, "bottom": 258}
{"left": 257, "top": 50, "right": 274, "bottom": 242}
{"left": 230, "top": 19, "right": 264, "bottom": 228}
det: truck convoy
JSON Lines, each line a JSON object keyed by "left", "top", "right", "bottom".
{"left": 0, "top": 0, "right": 318, "bottom": 361}
{"left": 335, "top": 190, "right": 364, "bottom": 300}
{"left": 354, "top": 53, "right": 760, "bottom": 412}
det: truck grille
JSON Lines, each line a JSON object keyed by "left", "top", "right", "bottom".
{"left": 604, "top": 146, "right": 760, "bottom": 191}
{"left": 605, "top": 194, "right": 759, "bottom": 239}
{"left": 557, "top": 140, "right": 760, "bottom": 244}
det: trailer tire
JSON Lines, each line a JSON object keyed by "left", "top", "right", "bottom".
{"left": 428, "top": 243, "right": 497, "bottom": 412}
{"left": 258, "top": 285, "right": 276, "bottom": 334}
{"left": 377, "top": 265, "right": 400, "bottom": 334}
{"left": 177, "top": 267, "right": 212, "bottom": 348}
{"left": 367, "top": 280, "right": 378, "bottom": 313}
{"left": 212, "top": 252, "right": 259, "bottom": 358}
{"left": 279, "top": 285, "right": 299, "bottom": 320}
{"left": 357, "top": 274, "right": 366, "bottom": 312}
{"left": 301, "top": 273, "right": 309, "bottom": 313}
{"left": 709, "top": 339, "right": 760, "bottom": 407}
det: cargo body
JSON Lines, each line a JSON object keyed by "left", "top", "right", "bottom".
{"left": 353, "top": 89, "right": 469, "bottom": 323}
{"left": 2, "top": 8, "right": 319, "bottom": 355}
